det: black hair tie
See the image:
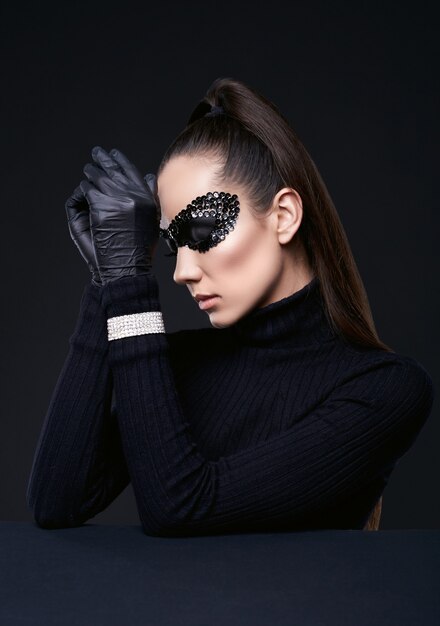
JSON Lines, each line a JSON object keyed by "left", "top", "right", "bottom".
{"left": 204, "top": 104, "right": 225, "bottom": 118}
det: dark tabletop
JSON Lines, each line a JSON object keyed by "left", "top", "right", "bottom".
{"left": 1, "top": 522, "right": 439, "bottom": 626}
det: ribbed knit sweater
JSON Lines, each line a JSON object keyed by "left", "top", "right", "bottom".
{"left": 26, "top": 274, "right": 434, "bottom": 536}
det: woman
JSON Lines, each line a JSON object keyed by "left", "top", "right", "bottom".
{"left": 26, "top": 77, "right": 434, "bottom": 536}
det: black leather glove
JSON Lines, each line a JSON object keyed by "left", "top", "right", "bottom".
{"left": 65, "top": 184, "right": 102, "bottom": 287}
{"left": 80, "top": 146, "right": 160, "bottom": 286}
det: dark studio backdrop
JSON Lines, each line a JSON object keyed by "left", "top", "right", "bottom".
{"left": 1, "top": 1, "right": 439, "bottom": 528}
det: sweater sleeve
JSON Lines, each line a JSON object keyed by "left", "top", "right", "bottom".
{"left": 26, "top": 282, "right": 130, "bottom": 528}
{"left": 101, "top": 274, "right": 435, "bottom": 537}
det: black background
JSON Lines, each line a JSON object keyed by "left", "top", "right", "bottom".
{"left": 2, "top": 1, "right": 438, "bottom": 527}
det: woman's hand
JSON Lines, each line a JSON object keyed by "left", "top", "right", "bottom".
{"left": 80, "top": 146, "right": 160, "bottom": 285}
{"left": 65, "top": 184, "right": 102, "bottom": 287}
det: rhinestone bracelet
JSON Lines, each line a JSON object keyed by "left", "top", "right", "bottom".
{"left": 107, "top": 312, "right": 165, "bottom": 341}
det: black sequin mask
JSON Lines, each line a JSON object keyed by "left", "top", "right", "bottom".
{"left": 159, "top": 191, "right": 240, "bottom": 255}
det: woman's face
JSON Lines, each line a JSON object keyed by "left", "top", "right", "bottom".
{"left": 157, "top": 154, "right": 306, "bottom": 329}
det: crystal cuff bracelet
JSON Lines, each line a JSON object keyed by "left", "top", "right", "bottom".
{"left": 107, "top": 312, "right": 165, "bottom": 341}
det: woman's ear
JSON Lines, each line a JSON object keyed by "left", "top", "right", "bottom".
{"left": 272, "top": 187, "right": 303, "bottom": 245}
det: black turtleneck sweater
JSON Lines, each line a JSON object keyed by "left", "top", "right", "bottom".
{"left": 26, "top": 274, "right": 434, "bottom": 536}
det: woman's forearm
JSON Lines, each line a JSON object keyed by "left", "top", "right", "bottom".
{"left": 26, "top": 282, "right": 130, "bottom": 528}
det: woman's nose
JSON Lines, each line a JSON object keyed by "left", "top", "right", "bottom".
{"left": 173, "top": 247, "right": 203, "bottom": 285}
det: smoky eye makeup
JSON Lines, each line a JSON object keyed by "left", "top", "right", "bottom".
{"left": 159, "top": 191, "right": 240, "bottom": 256}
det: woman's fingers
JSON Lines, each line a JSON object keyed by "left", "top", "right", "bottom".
{"left": 91, "top": 146, "right": 126, "bottom": 182}
{"left": 143, "top": 173, "right": 158, "bottom": 197}
{"left": 90, "top": 145, "right": 145, "bottom": 189}
{"left": 79, "top": 179, "right": 109, "bottom": 208}
{"left": 108, "top": 148, "right": 145, "bottom": 186}
{"left": 144, "top": 172, "right": 161, "bottom": 220}
{"left": 65, "top": 185, "right": 88, "bottom": 221}
{"left": 83, "top": 162, "right": 125, "bottom": 194}
{"left": 65, "top": 185, "right": 95, "bottom": 267}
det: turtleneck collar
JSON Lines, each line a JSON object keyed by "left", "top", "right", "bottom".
{"left": 227, "top": 276, "right": 337, "bottom": 348}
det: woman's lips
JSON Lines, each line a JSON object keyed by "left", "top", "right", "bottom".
{"left": 198, "top": 296, "right": 220, "bottom": 310}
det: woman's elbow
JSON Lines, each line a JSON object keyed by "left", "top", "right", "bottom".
{"left": 140, "top": 518, "right": 201, "bottom": 538}
{"left": 27, "top": 500, "right": 85, "bottom": 530}
{"left": 29, "top": 510, "right": 81, "bottom": 529}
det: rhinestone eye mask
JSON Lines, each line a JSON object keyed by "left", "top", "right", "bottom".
{"left": 159, "top": 191, "right": 240, "bottom": 255}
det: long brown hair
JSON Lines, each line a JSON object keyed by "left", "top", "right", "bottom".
{"left": 157, "top": 77, "right": 393, "bottom": 354}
